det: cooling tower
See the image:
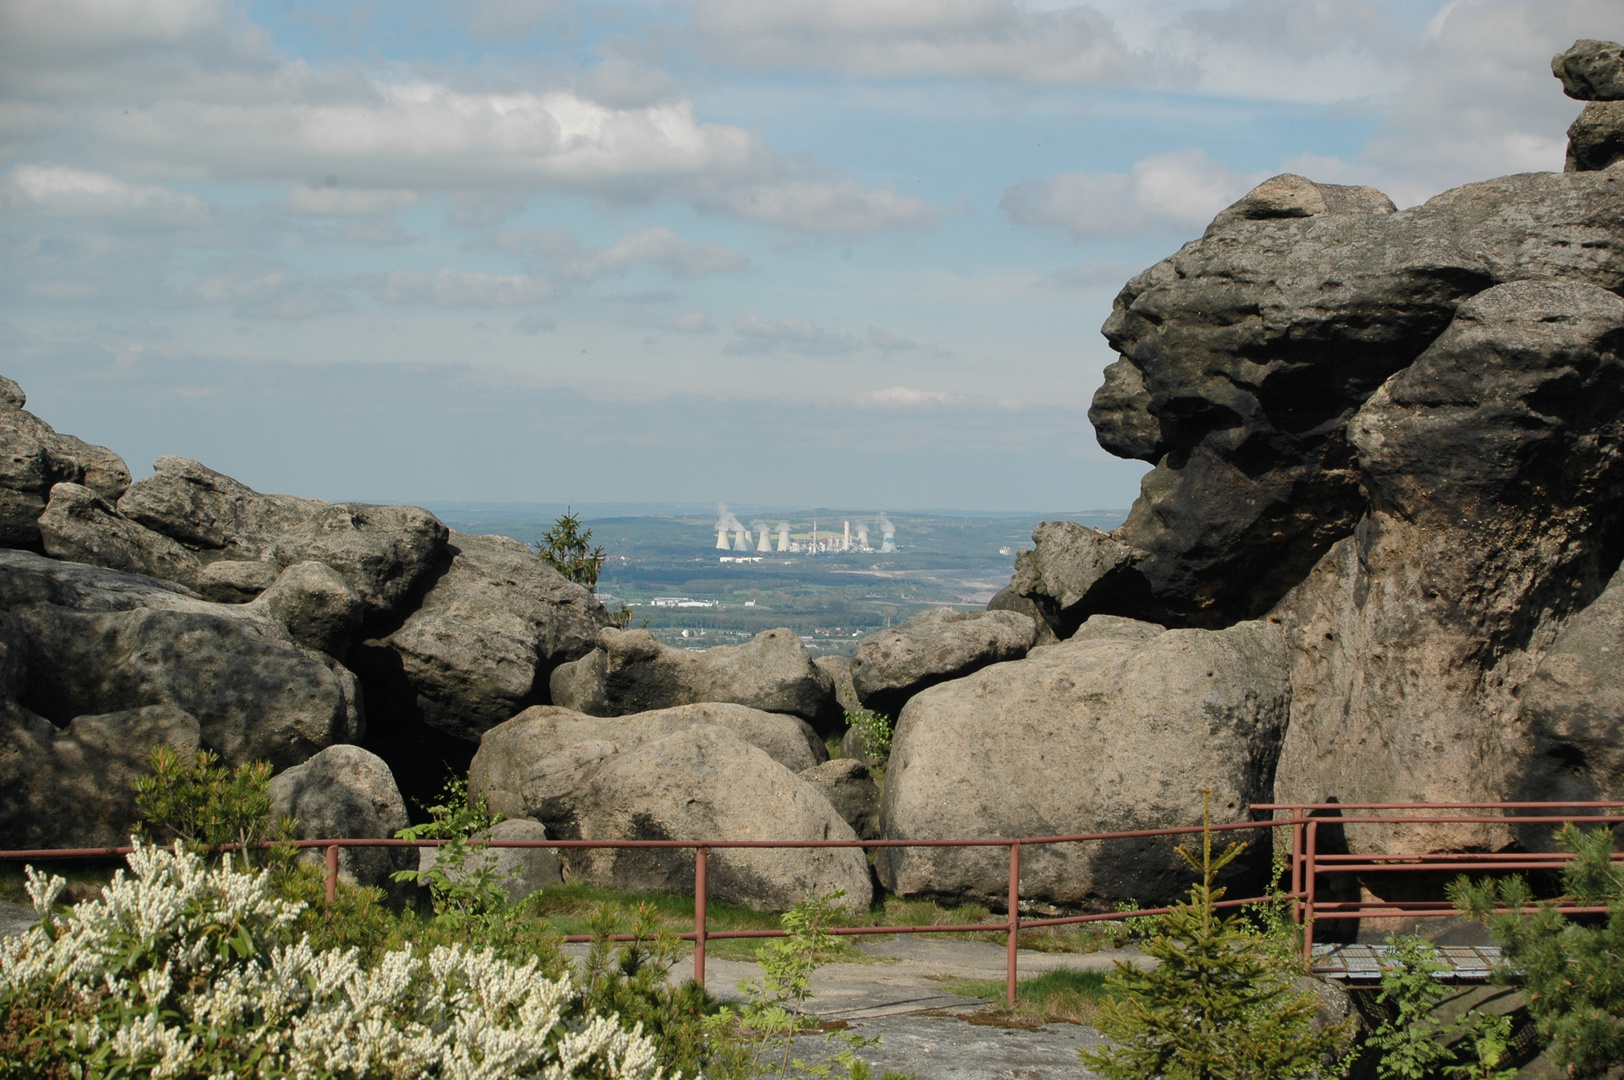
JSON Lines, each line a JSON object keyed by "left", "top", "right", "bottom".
{"left": 777, "top": 523, "right": 790, "bottom": 551}
{"left": 734, "top": 529, "right": 751, "bottom": 551}
{"left": 716, "top": 529, "right": 730, "bottom": 550}
{"left": 757, "top": 528, "right": 772, "bottom": 552}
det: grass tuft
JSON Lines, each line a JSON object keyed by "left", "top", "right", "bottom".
{"left": 942, "top": 967, "right": 1116, "bottom": 1027}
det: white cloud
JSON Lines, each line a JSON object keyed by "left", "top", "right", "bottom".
{"left": 378, "top": 268, "right": 554, "bottom": 307}
{"left": 705, "top": 179, "right": 944, "bottom": 236}
{"left": 726, "top": 314, "right": 859, "bottom": 356}
{"left": 627, "top": 310, "right": 717, "bottom": 333}
{"left": 1001, "top": 149, "right": 1262, "bottom": 241}
{"left": 568, "top": 226, "right": 749, "bottom": 278}
{"left": 26, "top": 281, "right": 99, "bottom": 300}
{"left": 1041, "top": 259, "right": 1144, "bottom": 290}
{"left": 486, "top": 226, "right": 581, "bottom": 256}
{"left": 856, "top": 385, "right": 952, "bottom": 407}
{"left": 191, "top": 262, "right": 349, "bottom": 319}
{"left": 690, "top": 0, "right": 1132, "bottom": 84}
{"left": 458, "top": 0, "right": 565, "bottom": 42}
{"left": 0, "top": 165, "right": 209, "bottom": 225}
{"left": 282, "top": 184, "right": 424, "bottom": 217}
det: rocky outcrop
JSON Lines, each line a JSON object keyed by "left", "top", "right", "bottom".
{"left": 0, "top": 549, "right": 362, "bottom": 771}
{"left": 799, "top": 758, "right": 880, "bottom": 839}
{"left": 877, "top": 616, "right": 1290, "bottom": 908}
{"left": 1554, "top": 39, "right": 1624, "bottom": 101}
{"left": 268, "top": 744, "right": 413, "bottom": 892}
{"left": 38, "top": 483, "right": 202, "bottom": 590}
{"left": 272, "top": 503, "right": 447, "bottom": 622}
{"left": 117, "top": 456, "right": 324, "bottom": 563}
{"left": 1565, "top": 102, "right": 1624, "bottom": 173}
{"left": 849, "top": 607, "right": 1036, "bottom": 718}
{"left": 814, "top": 654, "right": 861, "bottom": 713}
{"left": 985, "top": 586, "right": 1059, "bottom": 646}
{"left": 550, "top": 627, "right": 841, "bottom": 732}
{"left": 1014, "top": 161, "right": 1624, "bottom": 632}
{"left": 0, "top": 388, "right": 130, "bottom": 551}
{"left": 469, "top": 702, "right": 827, "bottom": 822}
{"left": 0, "top": 703, "right": 200, "bottom": 848}
{"left": 371, "top": 531, "right": 612, "bottom": 741}
{"left": 1272, "top": 281, "right": 1624, "bottom": 853}
{"left": 416, "top": 817, "right": 562, "bottom": 903}
{"left": 250, "top": 561, "right": 364, "bottom": 659}
{"left": 534, "top": 725, "right": 871, "bottom": 911}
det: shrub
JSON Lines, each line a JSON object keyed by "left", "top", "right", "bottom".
{"left": 132, "top": 747, "right": 292, "bottom": 860}
{"left": 1451, "top": 821, "right": 1624, "bottom": 1077}
{"left": 1366, "top": 936, "right": 1515, "bottom": 1080}
{"left": 0, "top": 842, "right": 668, "bottom": 1080}
{"left": 535, "top": 508, "right": 606, "bottom": 591}
{"left": 1080, "top": 791, "right": 1350, "bottom": 1080}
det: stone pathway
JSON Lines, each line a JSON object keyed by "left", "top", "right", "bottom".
{"left": 566, "top": 934, "right": 1148, "bottom": 1078}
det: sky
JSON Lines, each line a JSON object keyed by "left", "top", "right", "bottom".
{"left": 4, "top": 0, "right": 1622, "bottom": 512}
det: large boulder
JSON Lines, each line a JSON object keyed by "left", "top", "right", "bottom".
{"left": 268, "top": 744, "right": 413, "bottom": 892}
{"left": 1016, "top": 163, "right": 1624, "bottom": 632}
{"left": 117, "top": 456, "right": 324, "bottom": 562}
{"left": 0, "top": 702, "right": 201, "bottom": 848}
{"left": 416, "top": 817, "right": 563, "bottom": 903}
{"left": 272, "top": 503, "right": 448, "bottom": 622}
{"left": 877, "top": 616, "right": 1291, "bottom": 909}
{"left": 799, "top": 758, "right": 880, "bottom": 840}
{"left": 1553, "top": 39, "right": 1624, "bottom": 101}
{"left": 469, "top": 701, "right": 827, "bottom": 822}
{"left": 850, "top": 607, "right": 1036, "bottom": 718}
{"left": 814, "top": 654, "right": 861, "bottom": 713}
{"left": 0, "top": 383, "right": 131, "bottom": 551}
{"left": 1516, "top": 565, "right": 1624, "bottom": 814}
{"left": 533, "top": 724, "right": 871, "bottom": 911}
{"left": 1272, "top": 281, "right": 1624, "bottom": 854}
{"left": 250, "top": 561, "right": 364, "bottom": 659}
{"left": 550, "top": 627, "right": 841, "bottom": 732}
{"left": 372, "top": 531, "right": 613, "bottom": 741}
{"left": 37, "top": 482, "right": 202, "bottom": 590}
{"left": 1565, "top": 102, "right": 1624, "bottom": 173}
{"left": 0, "top": 548, "right": 362, "bottom": 770}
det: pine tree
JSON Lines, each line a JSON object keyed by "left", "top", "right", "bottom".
{"left": 533, "top": 507, "right": 606, "bottom": 590}
{"left": 1451, "top": 821, "right": 1624, "bottom": 1077}
{"left": 1081, "top": 791, "right": 1350, "bottom": 1080}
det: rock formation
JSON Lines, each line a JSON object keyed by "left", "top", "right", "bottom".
{"left": 551, "top": 626, "right": 841, "bottom": 732}
{"left": 416, "top": 817, "right": 563, "bottom": 903}
{"left": 269, "top": 744, "right": 414, "bottom": 891}
{"left": 848, "top": 607, "right": 1036, "bottom": 719}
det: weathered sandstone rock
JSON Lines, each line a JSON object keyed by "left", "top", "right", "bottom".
{"left": 273, "top": 503, "right": 448, "bottom": 621}
{"left": 38, "top": 482, "right": 202, "bottom": 590}
{"left": 118, "top": 456, "right": 324, "bottom": 561}
{"left": 0, "top": 703, "right": 201, "bottom": 848}
{"left": 799, "top": 758, "right": 880, "bottom": 840}
{"left": 268, "top": 744, "right": 413, "bottom": 891}
{"left": 986, "top": 586, "right": 1059, "bottom": 646}
{"left": 1021, "top": 166, "right": 1624, "bottom": 631}
{"left": 814, "top": 654, "right": 861, "bottom": 713}
{"left": 849, "top": 607, "right": 1035, "bottom": 718}
{"left": 376, "top": 531, "right": 612, "bottom": 741}
{"left": 0, "top": 386, "right": 131, "bottom": 550}
{"left": 417, "top": 817, "right": 562, "bottom": 903}
{"left": 250, "top": 561, "right": 364, "bottom": 659}
{"left": 469, "top": 702, "right": 826, "bottom": 822}
{"left": 197, "top": 559, "right": 281, "bottom": 604}
{"left": 1566, "top": 102, "right": 1624, "bottom": 172}
{"left": 878, "top": 616, "right": 1290, "bottom": 908}
{"left": 550, "top": 627, "right": 841, "bottom": 732}
{"left": 1272, "top": 281, "right": 1624, "bottom": 853}
{"left": 0, "top": 548, "right": 362, "bottom": 770}
{"left": 1553, "top": 39, "right": 1624, "bottom": 101}
{"left": 540, "top": 725, "right": 871, "bottom": 911}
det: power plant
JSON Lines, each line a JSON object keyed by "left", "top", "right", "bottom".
{"left": 710, "top": 505, "right": 898, "bottom": 557}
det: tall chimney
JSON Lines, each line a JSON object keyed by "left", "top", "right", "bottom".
{"left": 844, "top": 520, "right": 851, "bottom": 551}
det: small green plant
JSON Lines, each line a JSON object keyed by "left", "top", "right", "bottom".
{"left": 1101, "top": 898, "right": 1162, "bottom": 947}
{"left": 1080, "top": 790, "right": 1351, "bottom": 1080}
{"left": 534, "top": 507, "right": 606, "bottom": 590}
{"left": 1241, "top": 837, "right": 1304, "bottom": 968}
{"left": 1367, "top": 936, "right": 1515, "bottom": 1080}
{"left": 843, "top": 709, "right": 893, "bottom": 771}
{"left": 1451, "top": 820, "right": 1624, "bottom": 1078}
{"left": 710, "top": 890, "right": 880, "bottom": 1080}
{"left": 390, "top": 776, "right": 511, "bottom": 931}
{"left": 132, "top": 746, "right": 292, "bottom": 863}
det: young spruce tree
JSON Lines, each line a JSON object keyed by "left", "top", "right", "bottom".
{"left": 1081, "top": 791, "right": 1349, "bottom": 1080}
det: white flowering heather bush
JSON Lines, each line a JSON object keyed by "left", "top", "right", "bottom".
{"left": 0, "top": 841, "right": 671, "bottom": 1080}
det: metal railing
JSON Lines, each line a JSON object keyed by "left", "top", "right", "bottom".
{"left": 7, "top": 801, "right": 1622, "bottom": 1004}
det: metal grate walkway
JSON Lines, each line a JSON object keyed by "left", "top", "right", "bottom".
{"left": 1311, "top": 943, "right": 1504, "bottom": 983}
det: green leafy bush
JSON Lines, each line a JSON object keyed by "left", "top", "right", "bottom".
{"left": 132, "top": 747, "right": 291, "bottom": 860}
{"left": 1080, "top": 793, "right": 1350, "bottom": 1080}
{"left": 0, "top": 843, "right": 666, "bottom": 1080}
{"left": 393, "top": 775, "right": 513, "bottom": 931}
{"left": 1451, "top": 821, "right": 1624, "bottom": 1077}
{"left": 1366, "top": 936, "right": 1515, "bottom": 1080}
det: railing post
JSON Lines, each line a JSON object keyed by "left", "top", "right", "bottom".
{"left": 324, "top": 843, "right": 340, "bottom": 904}
{"left": 1301, "top": 820, "right": 1318, "bottom": 963}
{"left": 694, "top": 846, "right": 708, "bottom": 991}
{"left": 1007, "top": 842, "right": 1021, "bottom": 1007}
{"left": 1290, "top": 815, "right": 1304, "bottom": 924}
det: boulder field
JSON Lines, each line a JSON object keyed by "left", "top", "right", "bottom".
{"left": 5, "top": 42, "right": 1624, "bottom": 916}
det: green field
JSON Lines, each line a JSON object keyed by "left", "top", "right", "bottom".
{"left": 426, "top": 506, "right": 1127, "bottom": 656}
